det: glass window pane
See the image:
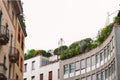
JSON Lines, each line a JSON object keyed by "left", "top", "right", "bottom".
{"left": 92, "top": 74, "right": 96, "bottom": 80}
{"left": 87, "top": 76, "right": 91, "bottom": 80}
{"left": 104, "top": 47, "right": 107, "bottom": 59}
{"left": 97, "top": 73, "right": 101, "bottom": 80}
{"left": 107, "top": 44, "right": 110, "bottom": 56}
{"left": 76, "top": 61, "right": 80, "bottom": 70}
{"left": 87, "top": 57, "right": 91, "bottom": 67}
{"left": 81, "top": 59, "right": 86, "bottom": 69}
{"left": 92, "top": 55, "right": 95, "bottom": 66}
{"left": 105, "top": 69, "right": 108, "bottom": 79}
{"left": 96, "top": 54, "right": 100, "bottom": 63}
{"left": 100, "top": 50, "right": 104, "bottom": 61}
{"left": 70, "top": 63, "right": 75, "bottom": 73}
{"left": 32, "top": 61, "right": 35, "bottom": 70}
{"left": 24, "top": 64, "right": 27, "bottom": 72}
{"left": 101, "top": 71, "right": 105, "bottom": 80}
{"left": 64, "top": 64, "right": 69, "bottom": 74}
{"left": 81, "top": 77, "right": 86, "bottom": 80}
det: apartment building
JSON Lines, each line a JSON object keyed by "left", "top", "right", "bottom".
{"left": 24, "top": 55, "right": 59, "bottom": 80}
{"left": 0, "top": 0, "right": 27, "bottom": 80}
{"left": 59, "top": 19, "right": 120, "bottom": 80}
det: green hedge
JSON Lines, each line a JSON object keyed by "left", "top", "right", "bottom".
{"left": 60, "top": 16, "right": 120, "bottom": 60}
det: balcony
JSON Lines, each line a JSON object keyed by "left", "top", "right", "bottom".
{"left": 0, "top": 63, "right": 7, "bottom": 80}
{"left": 0, "top": 25, "right": 9, "bottom": 45}
{"left": 9, "top": 47, "right": 19, "bottom": 63}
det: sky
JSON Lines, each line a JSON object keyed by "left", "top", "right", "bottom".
{"left": 22, "top": 0, "right": 120, "bottom": 52}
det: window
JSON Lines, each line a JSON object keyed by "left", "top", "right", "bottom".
{"left": 108, "top": 67, "right": 111, "bottom": 79}
{"left": 87, "top": 76, "right": 91, "bottom": 80}
{"left": 111, "top": 64, "right": 114, "bottom": 74}
{"left": 104, "top": 47, "right": 107, "bottom": 62}
{"left": 17, "top": 52, "right": 20, "bottom": 66}
{"left": 21, "top": 35, "right": 24, "bottom": 50}
{"left": 49, "top": 71, "right": 52, "bottom": 80}
{"left": 86, "top": 57, "right": 91, "bottom": 68}
{"left": 18, "top": 27, "right": 20, "bottom": 43}
{"left": 96, "top": 53, "right": 100, "bottom": 67}
{"left": 24, "top": 78, "right": 27, "bottom": 80}
{"left": 105, "top": 69, "right": 108, "bottom": 79}
{"left": 81, "top": 59, "right": 86, "bottom": 69}
{"left": 31, "top": 76, "right": 35, "bottom": 80}
{"left": 3, "top": 56, "right": 6, "bottom": 66}
{"left": 0, "top": 11, "right": 2, "bottom": 26}
{"left": 100, "top": 51, "right": 104, "bottom": 61}
{"left": 24, "top": 63, "right": 27, "bottom": 72}
{"left": 75, "top": 61, "right": 80, "bottom": 71}
{"left": 111, "top": 61, "right": 115, "bottom": 79}
{"left": 107, "top": 44, "right": 110, "bottom": 58}
{"left": 9, "top": 64, "right": 11, "bottom": 79}
{"left": 58, "top": 69, "right": 59, "bottom": 79}
{"left": 96, "top": 53, "right": 100, "bottom": 63}
{"left": 92, "top": 74, "right": 96, "bottom": 80}
{"left": 101, "top": 71, "right": 105, "bottom": 80}
{"left": 81, "top": 59, "right": 86, "bottom": 74}
{"left": 81, "top": 77, "right": 86, "bottom": 80}
{"left": 16, "top": 74, "right": 18, "bottom": 80}
{"left": 91, "top": 55, "right": 95, "bottom": 66}
{"left": 42, "top": 59, "right": 49, "bottom": 66}
{"left": 113, "top": 61, "right": 116, "bottom": 77}
{"left": 64, "top": 64, "right": 69, "bottom": 74}
{"left": 100, "top": 50, "right": 104, "bottom": 65}
{"left": 69, "top": 63, "right": 75, "bottom": 73}
{"left": 97, "top": 72, "right": 101, "bottom": 80}
{"left": 5, "top": 24, "right": 9, "bottom": 36}
{"left": 86, "top": 57, "right": 91, "bottom": 72}
{"left": 20, "top": 58, "right": 23, "bottom": 72}
{"left": 40, "top": 74, "right": 43, "bottom": 80}
{"left": 111, "top": 38, "right": 114, "bottom": 50}
{"left": 32, "top": 61, "right": 35, "bottom": 70}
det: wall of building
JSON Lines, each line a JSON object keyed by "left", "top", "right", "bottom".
{"left": 0, "top": 0, "right": 26, "bottom": 80}
{"left": 24, "top": 56, "right": 59, "bottom": 80}
{"left": 60, "top": 26, "right": 118, "bottom": 80}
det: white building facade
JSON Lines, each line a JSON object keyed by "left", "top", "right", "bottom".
{"left": 24, "top": 55, "right": 59, "bottom": 80}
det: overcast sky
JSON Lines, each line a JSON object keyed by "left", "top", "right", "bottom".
{"left": 22, "top": 0, "right": 119, "bottom": 52}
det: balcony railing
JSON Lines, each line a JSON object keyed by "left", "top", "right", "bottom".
{"left": 9, "top": 47, "right": 19, "bottom": 63}
{"left": 0, "top": 25, "right": 9, "bottom": 45}
{"left": 0, "top": 63, "right": 7, "bottom": 80}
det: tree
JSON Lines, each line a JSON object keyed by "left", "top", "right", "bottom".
{"left": 25, "top": 49, "right": 35, "bottom": 59}
{"left": 54, "top": 45, "right": 68, "bottom": 55}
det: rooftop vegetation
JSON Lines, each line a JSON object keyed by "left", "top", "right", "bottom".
{"left": 25, "top": 16, "right": 120, "bottom": 60}
{"left": 60, "top": 16, "right": 120, "bottom": 60}
{"left": 25, "top": 49, "right": 52, "bottom": 60}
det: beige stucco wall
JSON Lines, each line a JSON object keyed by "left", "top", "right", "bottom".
{"left": 0, "top": 1, "right": 26, "bottom": 80}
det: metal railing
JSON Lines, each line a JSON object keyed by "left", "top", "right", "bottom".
{"left": 9, "top": 47, "right": 19, "bottom": 63}
{"left": 0, "top": 63, "right": 7, "bottom": 80}
{"left": 0, "top": 25, "right": 9, "bottom": 45}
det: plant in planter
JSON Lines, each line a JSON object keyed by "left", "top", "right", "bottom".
{"left": 114, "top": 16, "right": 120, "bottom": 27}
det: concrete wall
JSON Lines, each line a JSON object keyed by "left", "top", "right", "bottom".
{"left": 60, "top": 26, "right": 118, "bottom": 80}
{"left": 114, "top": 26, "right": 120, "bottom": 80}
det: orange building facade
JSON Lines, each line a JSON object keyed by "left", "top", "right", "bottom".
{"left": 0, "top": 0, "right": 27, "bottom": 80}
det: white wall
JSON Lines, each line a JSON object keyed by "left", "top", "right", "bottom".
{"left": 24, "top": 56, "right": 59, "bottom": 80}
{"left": 49, "top": 55, "right": 58, "bottom": 62}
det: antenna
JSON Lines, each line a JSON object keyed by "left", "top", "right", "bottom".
{"left": 58, "top": 38, "right": 65, "bottom": 47}
{"left": 105, "top": 10, "right": 119, "bottom": 26}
